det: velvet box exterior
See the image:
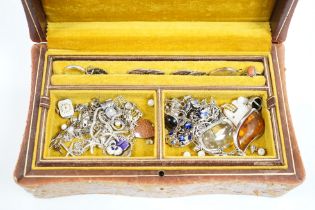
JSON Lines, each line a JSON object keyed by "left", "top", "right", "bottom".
{"left": 15, "top": 0, "right": 304, "bottom": 197}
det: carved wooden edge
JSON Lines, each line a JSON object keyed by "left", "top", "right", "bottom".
{"left": 14, "top": 44, "right": 47, "bottom": 182}
{"left": 271, "top": 43, "right": 305, "bottom": 180}
{"left": 21, "top": 0, "right": 47, "bottom": 42}
{"left": 14, "top": 44, "right": 305, "bottom": 197}
{"left": 270, "top": 0, "right": 298, "bottom": 43}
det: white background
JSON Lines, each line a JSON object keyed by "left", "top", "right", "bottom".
{"left": 0, "top": 1, "right": 314, "bottom": 209}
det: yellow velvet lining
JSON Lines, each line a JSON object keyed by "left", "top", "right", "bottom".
{"left": 51, "top": 60, "right": 266, "bottom": 86}
{"left": 51, "top": 75, "right": 265, "bottom": 87}
{"left": 42, "top": 0, "right": 275, "bottom": 22}
{"left": 162, "top": 90, "right": 275, "bottom": 158}
{"left": 44, "top": 90, "right": 157, "bottom": 159}
{"left": 47, "top": 22, "right": 272, "bottom": 52}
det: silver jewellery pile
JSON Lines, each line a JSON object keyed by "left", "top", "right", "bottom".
{"left": 51, "top": 96, "right": 154, "bottom": 157}
{"left": 165, "top": 96, "right": 266, "bottom": 156}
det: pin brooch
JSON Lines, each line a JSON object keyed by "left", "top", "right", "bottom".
{"left": 51, "top": 96, "right": 155, "bottom": 157}
{"left": 165, "top": 95, "right": 265, "bottom": 156}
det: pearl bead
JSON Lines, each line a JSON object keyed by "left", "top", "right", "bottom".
{"left": 257, "top": 148, "right": 266, "bottom": 156}
{"left": 61, "top": 124, "right": 67, "bottom": 130}
{"left": 198, "top": 150, "right": 206, "bottom": 157}
{"left": 124, "top": 102, "right": 133, "bottom": 110}
{"left": 146, "top": 139, "right": 154, "bottom": 145}
{"left": 183, "top": 151, "right": 191, "bottom": 157}
{"left": 147, "top": 99, "right": 154, "bottom": 107}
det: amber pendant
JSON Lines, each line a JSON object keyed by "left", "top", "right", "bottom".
{"left": 233, "top": 109, "right": 265, "bottom": 151}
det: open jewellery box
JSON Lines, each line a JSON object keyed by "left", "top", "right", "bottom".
{"left": 15, "top": 0, "right": 305, "bottom": 197}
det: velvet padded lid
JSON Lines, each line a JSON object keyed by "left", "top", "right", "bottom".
{"left": 22, "top": 0, "right": 298, "bottom": 43}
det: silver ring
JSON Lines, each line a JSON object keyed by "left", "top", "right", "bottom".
{"left": 128, "top": 69, "right": 165, "bottom": 75}
{"left": 64, "top": 65, "right": 107, "bottom": 75}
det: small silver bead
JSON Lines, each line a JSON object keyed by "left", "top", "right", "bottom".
{"left": 257, "top": 148, "right": 266, "bottom": 156}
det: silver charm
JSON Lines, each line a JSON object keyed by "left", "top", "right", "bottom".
{"left": 57, "top": 99, "right": 74, "bottom": 118}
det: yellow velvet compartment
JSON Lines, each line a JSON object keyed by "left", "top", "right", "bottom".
{"left": 44, "top": 90, "right": 157, "bottom": 159}
{"left": 47, "top": 22, "right": 272, "bottom": 53}
{"left": 51, "top": 60, "right": 266, "bottom": 86}
{"left": 42, "top": 0, "right": 275, "bottom": 22}
{"left": 162, "top": 90, "right": 276, "bottom": 159}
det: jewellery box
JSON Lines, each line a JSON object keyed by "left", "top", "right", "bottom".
{"left": 15, "top": 0, "right": 305, "bottom": 197}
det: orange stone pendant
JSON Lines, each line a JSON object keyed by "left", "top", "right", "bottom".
{"left": 234, "top": 109, "right": 265, "bottom": 151}
{"left": 134, "top": 118, "right": 155, "bottom": 139}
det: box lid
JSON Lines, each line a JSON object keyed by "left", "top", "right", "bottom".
{"left": 22, "top": 0, "right": 298, "bottom": 44}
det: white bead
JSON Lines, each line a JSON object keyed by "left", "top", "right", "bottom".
{"left": 146, "top": 139, "right": 154, "bottom": 145}
{"left": 257, "top": 148, "right": 266, "bottom": 156}
{"left": 147, "top": 99, "right": 154, "bottom": 107}
{"left": 183, "top": 151, "right": 191, "bottom": 157}
{"left": 61, "top": 124, "right": 67, "bottom": 130}
{"left": 198, "top": 150, "right": 206, "bottom": 157}
{"left": 124, "top": 102, "right": 133, "bottom": 110}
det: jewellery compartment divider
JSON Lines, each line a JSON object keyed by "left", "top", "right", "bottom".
{"left": 34, "top": 54, "right": 285, "bottom": 168}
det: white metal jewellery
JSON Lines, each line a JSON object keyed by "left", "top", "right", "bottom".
{"left": 165, "top": 95, "right": 265, "bottom": 156}
{"left": 65, "top": 65, "right": 108, "bottom": 75}
{"left": 51, "top": 96, "right": 151, "bottom": 157}
{"left": 128, "top": 69, "right": 165, "bottom": 75}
